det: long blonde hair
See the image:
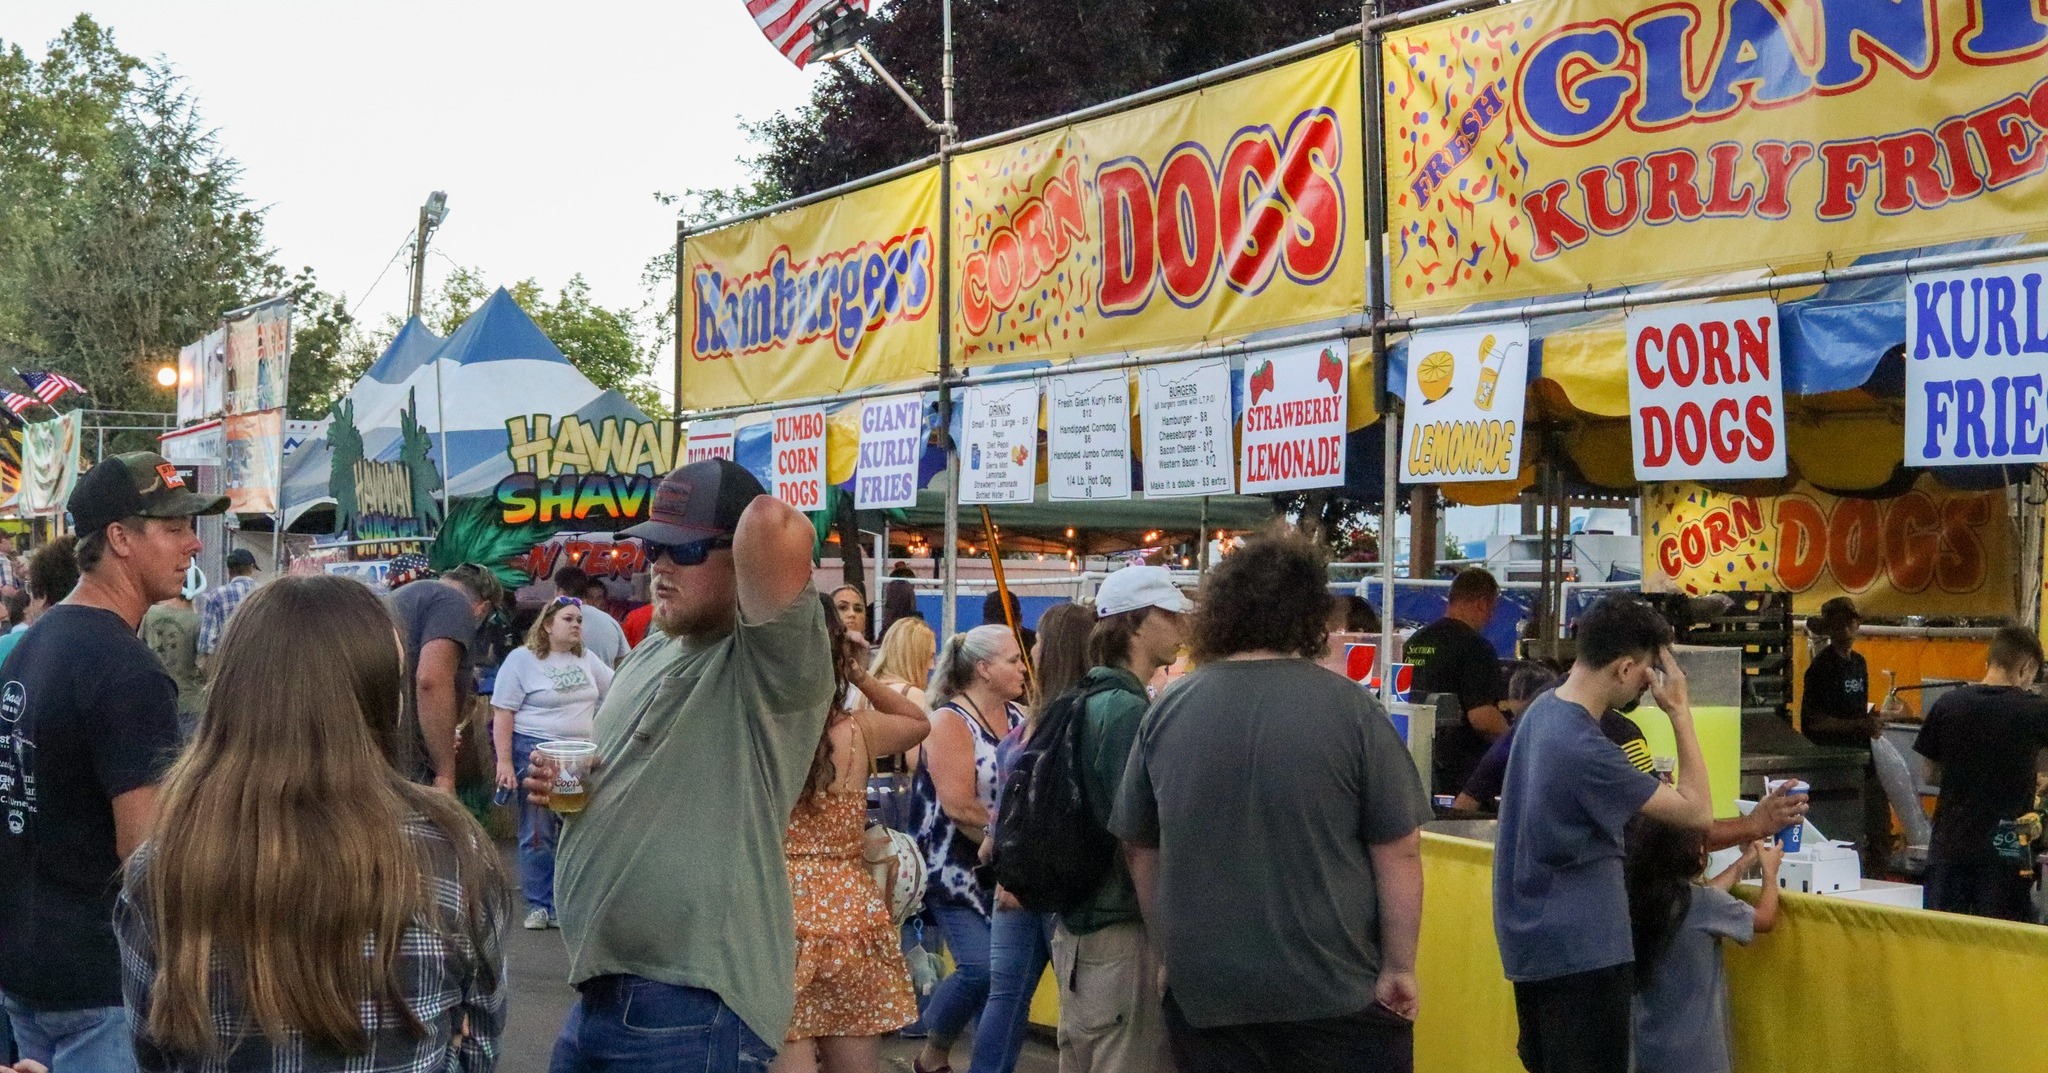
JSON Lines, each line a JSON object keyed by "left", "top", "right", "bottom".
{"left": 871, "top": 616, "right": 936, "bottom": 688}
{"left": 133, "top": 575, "right": 509, "bottom": 1057}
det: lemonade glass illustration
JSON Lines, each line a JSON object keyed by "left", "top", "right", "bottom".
{"left": 1474, "top": 334, "right": 1514, "bottom": 412}
{"left": 1416, "top": 351, "right": 1455, "bottom": 403}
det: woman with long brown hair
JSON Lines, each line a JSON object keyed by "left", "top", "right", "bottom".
{"left": 773, "top": 594, "right": 932, "bottom": 1073}
{"left": 115, "top": 575, "right": 511, "bottom": 1071}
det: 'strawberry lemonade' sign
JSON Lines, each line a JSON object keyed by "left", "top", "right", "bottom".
{"left": 1627, "top": 300, "right": 1785, "bottom": 481}
{"left": 1139, "top": 359, "right": 1234, "bottom": 498}
{"left": 961, "top": 384, "right": 1040, "bottom": 505}
{"left": 771, "top": 407, "right": 827, "bottom": 510}
{"left": 1906, "top": 260, "right": 2048, "bottom": 466}
{"left": 1401, "top": 325, "right": 1529, "bottom": 484}
{"left": 952, "top": 47, "right": 1365, "bottom": 367}
{"left": 1238, "top": 343, "right": 1348, "bottom": 494}
{"left": 855, "top": 395, "right": 924, "bottom": 510}
{"left": 681, "top": 169, "right": 941, "bottom": 409}
{"left": 1642, "top": 478, "right": 2014, "bottom": 617}
{"left": 684, "top": 419, "right": 735, "bottom": 464}
{"left": 1047, "top": 371, "right": 1132, "bottom": 501}
{"left": 495, "top": 416, "right": 682, "bottom": 526}
{"left": 1383, "top": 0, "right": 2048, "bottom": 312}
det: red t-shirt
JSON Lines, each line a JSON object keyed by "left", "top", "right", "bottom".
{"left": 622, "top": 603, "right": 653, "bottom": 650}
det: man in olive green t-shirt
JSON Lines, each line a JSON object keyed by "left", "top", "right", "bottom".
{"left": 531, "top": 460, "right": 832, "bottom": 1070}
{"left": 1053, "top": 565, "right": 1189, "bottom": 1073}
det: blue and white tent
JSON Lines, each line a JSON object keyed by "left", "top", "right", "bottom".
{"left": 282, "top": 288, "right": 648, "bottom": 528}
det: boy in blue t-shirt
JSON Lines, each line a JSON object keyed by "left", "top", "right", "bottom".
{"left": 1492, "top": 597, "right": 1716, "bottom": 1073}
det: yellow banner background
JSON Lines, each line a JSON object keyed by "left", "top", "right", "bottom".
{"left": 952, "top": 47, "right": 1365, "bottom": 367}
{"left": 1642, "top": 477, "right": 2014, "bottom": 616}
{"left": 1384, "top": 0, "right": 2048, "bottom": 311}
{"left": 681, "top": 168, "right": 941, "bottom": 409}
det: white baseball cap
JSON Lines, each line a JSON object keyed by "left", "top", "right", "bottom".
{"left": 1095, "top": 565, "right": 1193, "bottom": 618}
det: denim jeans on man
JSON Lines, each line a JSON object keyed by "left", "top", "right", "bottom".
{"left": 549, "top": 975, "right": 774, "bottom": 1073}
{"left": 512, "top": 731, "right": 562, "bottom": 915}
{"left": 968, "top": 907, "right": 1055, "bottom": 1073}
{"left": 911, "top": 904, "right": 994, "bottom": 1047}
{"left": 1, "top": 994, "right": 136, "bottom": 1073}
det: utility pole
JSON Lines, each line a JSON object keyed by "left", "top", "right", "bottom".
{"left": 408, "top": 191, "right": 450, "bottom": 510}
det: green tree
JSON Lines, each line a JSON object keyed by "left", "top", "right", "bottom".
{"left": 395, "top": 265, "right": 663, "bottom": 417}
{"left": 0, "top": 16, "right": 363, "bottom": 440}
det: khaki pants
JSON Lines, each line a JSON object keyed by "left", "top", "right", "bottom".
{"left": 1049, "top": 920, "right": 1170, "bottom": 1073}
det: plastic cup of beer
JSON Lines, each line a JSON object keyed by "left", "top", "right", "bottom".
{"left": 537, "top": 741, "right": 598, "bottom": 814}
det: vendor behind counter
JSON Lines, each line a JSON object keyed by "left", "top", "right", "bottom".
{"left": 1801, "top": 597, "right": 1873, "bottom": 748}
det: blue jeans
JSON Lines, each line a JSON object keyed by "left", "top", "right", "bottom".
{"left": 1, "top": 994, "right": 136, "bottom": 1073}
{"left": 968, "top": 908, "right": 1054, "bottom": 1073}
{"left": 511, "top": 731, "right": 562, "bottom": 914}
{"left": 918, "top": 903, "right": 993, "bottom": 1048}
{"left": 549, "top": 975, "right": 774, "bottom": 1073}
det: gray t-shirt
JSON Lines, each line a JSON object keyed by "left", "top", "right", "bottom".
{"left": 1633, "top": 885, "right": 1754, "bottom": 1073}
{"left": 578, "top": 605, "right": 628, "bottom": 667}
{"left": 1109, "top": 658, "right": 1432, "bottom": 1029}
{"left": 1492, "top": 692, "right": 1661, "bottom": 982}
{"left": 556, "top": 587, "right": 832, "bottom": 1046}
{"left": 387, "top": 581, "right": 478, "bottom": 780}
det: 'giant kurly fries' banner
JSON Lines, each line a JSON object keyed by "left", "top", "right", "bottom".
{"left": 683, "top": 168, "right": 941, "bottom": 409}
{"left": 953, "top": 46, "right": 1365, "bottom": 366}
{"left": 1384, "top": 0, "right": 2048, "bottom": 311}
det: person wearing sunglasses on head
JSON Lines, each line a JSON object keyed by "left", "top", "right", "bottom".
{"left": 528, "top": 459, "right": 833, "bottom": 1073}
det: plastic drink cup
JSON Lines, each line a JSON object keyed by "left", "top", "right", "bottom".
{"left": 538, "top": 741, "right": 598, "bottom": 814}
{"left": 1765, "top": 778, "right": 1808, "bottom": 851}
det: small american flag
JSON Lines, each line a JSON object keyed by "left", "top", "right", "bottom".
{"left": 0, "top": 391, "right": 38, "bottom": 415}
{"left": 748, "top": 0, "right": 862, "bottom": 68}
{"left": 20, "top": 369, "right": 84, "bottom": 404}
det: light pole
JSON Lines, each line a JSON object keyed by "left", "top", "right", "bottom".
{"left": 810, "top": 0, "right": 961, "bottom": 634}
{"left": 408, "top": 190, "right": 452, "bottom": 510}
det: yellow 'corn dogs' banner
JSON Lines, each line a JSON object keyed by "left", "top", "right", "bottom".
{"left": 952, "top": 46, "right": 1365, "bottom": 367}
{"left": 681, "top": 168, "right": 940, "bottom": 410}
{"left": 1641, "top": 477, "right": 2014, "bottom": 616}
{"left": 1384, "top": 0, "right": 2048, "bottom": 311}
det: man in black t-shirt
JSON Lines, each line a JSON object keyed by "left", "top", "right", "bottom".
{"left": 1408, "top": 567, "right": 1510, "bottom": 795}
{"left": 1801, "top": 596, "right": 1873, "bottom": 748}
{"left": 1914, "top": 625, "right": 2048, "bottom": 922}
{"left": 388, "top": 564, "right": 501, "bottom": 790}
{"left": 0, "top": 453, "right": 225, "bottom": 1071}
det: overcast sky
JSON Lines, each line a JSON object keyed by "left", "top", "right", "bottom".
{"left": 9, "top": 1, "right": 826, "bottom": 405}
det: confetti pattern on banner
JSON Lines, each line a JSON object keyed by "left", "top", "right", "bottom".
{"left": 952, "top": 135, "right": 1098, "bottom": 361}
{"left": 1642, "top": 483, "right": 1774, "bottom": 597}
{"left": 1383, "top": 12, "right": 1532, "bottom": 307}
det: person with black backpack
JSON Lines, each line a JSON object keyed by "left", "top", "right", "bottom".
{"left": 992, "top": 565, "right": 1188, "bottom": 1073}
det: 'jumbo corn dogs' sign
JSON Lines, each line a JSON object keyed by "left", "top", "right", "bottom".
{"left": 1401, "top": 325, "right": 1528, "bottom": 484}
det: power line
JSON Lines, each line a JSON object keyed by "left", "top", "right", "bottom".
{"left": 346, "top": 229, "right": 421, "bottom": 320}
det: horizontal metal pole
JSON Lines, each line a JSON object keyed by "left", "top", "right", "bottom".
{"left": 221, "top": 295, "right": 288, "bottom": 320}
{"left": 1366, "top": 0, "right": 1502, "bottom": 33}
{"left": 1387, "top": 241, "right": 2048, "bottom": 333}
{"left": 308, "top": 535, "right": 435, "bottom": 550}
{"left": 683, "top": 377, "right": 942, "bottom": 421}
{"left": 954, "top": 28, "right": 1362, "bottom": 155}
{"left": 679, "top": 152, "right": 944, "bottom": 240}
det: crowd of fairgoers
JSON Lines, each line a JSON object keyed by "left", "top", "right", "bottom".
{"left": 5, "top": 452, "right": 2042, "bottom": 1073}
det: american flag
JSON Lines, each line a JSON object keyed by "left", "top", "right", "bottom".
{"left": 19, "top": 369, "right": 84, "bottom": 404}
{"left": 0, "top": 391, "right": 37, "bottom": 415}
{"left": 748, "top": 0, "right": 862, "bottom": 68}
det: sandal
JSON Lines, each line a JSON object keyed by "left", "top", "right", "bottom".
{"left": 912, "top": 1059, "right": 952, "bottom": 1073}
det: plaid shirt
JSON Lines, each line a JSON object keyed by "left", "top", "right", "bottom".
{"left": 196, "top": 576, "right": 258, "bottom": 655}
{"left": 116, "top": 813, "right": 508, "bottom": 1073}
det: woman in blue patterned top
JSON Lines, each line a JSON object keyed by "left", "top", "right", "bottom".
{"left": 907, "top": 624, "right": 1028, "bottom": 1073}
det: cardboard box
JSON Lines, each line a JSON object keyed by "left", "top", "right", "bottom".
{"left": 1777, "top": 841, "right": 1862, "bottom": 894}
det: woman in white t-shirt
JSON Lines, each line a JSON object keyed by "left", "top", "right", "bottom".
{"left": 490, "top": 596, "right": 614, "bottom": 930}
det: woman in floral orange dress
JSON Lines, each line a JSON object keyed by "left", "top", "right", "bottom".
{"left": 773, "top": 595, "right": 933, "bottom": 1073}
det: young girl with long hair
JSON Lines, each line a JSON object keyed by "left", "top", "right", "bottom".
{"left": 1624, "top": 819, "right": 1782, "bottom": 1073}
{"left": 773, "top": 594, "right": 932, "bottom": 1073}
{"left": 116, "top": 575, "right": 511, "bottom": 1071}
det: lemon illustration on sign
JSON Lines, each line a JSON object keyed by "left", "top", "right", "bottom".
{"left": 1416, "top": 350, "right": 1456, "bottom": 402}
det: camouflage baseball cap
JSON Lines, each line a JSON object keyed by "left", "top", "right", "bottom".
{"left": 69, "top": 451, "right": 230, "bottom": 538}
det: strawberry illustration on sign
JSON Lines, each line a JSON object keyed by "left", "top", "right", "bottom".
{"left": 1316, "top": 346, "right": 1345, "bottom": 394}
{"left": 1249, "top": 359, "right": 1276, "bottom": 404}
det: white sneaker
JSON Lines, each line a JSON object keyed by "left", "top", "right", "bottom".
{"left": 524, "top": 908, "right": 555, "bottom": 930}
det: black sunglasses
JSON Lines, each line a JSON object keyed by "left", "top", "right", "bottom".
{"left": 642, "top": 536, "right": 734, "bottom": 567}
